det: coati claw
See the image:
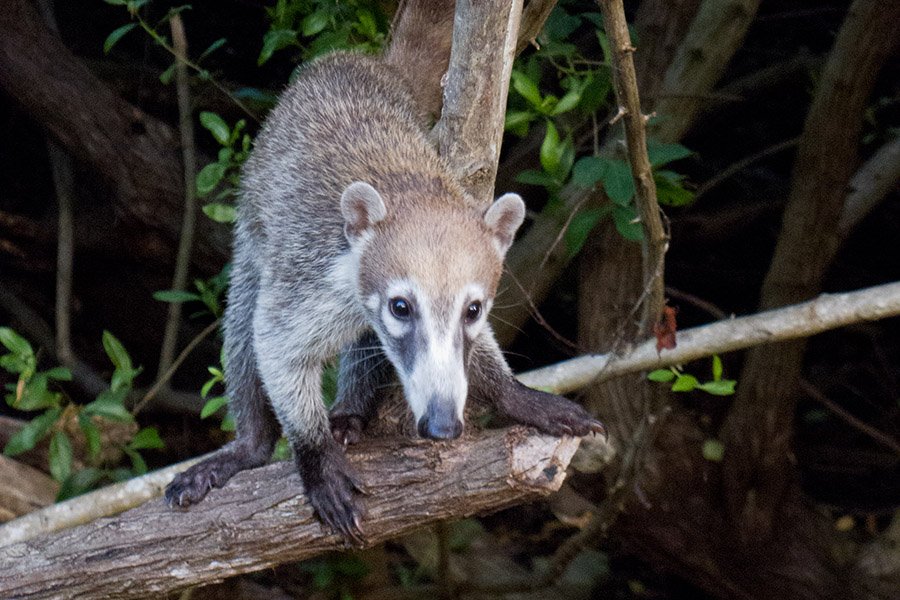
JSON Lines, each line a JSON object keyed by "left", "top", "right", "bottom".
{"left": 496, "top": 381, "right": 608, "bottom": 440}
{"left": 330, "top": 414, "right": 365, "bottom": 446}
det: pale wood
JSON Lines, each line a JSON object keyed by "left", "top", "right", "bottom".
{"left": 0, "top": 429, "right": 579, "bottom": 599}
{"left": 432, "top": 0, "right": 524, "bottom": 203}
{"left": 0, "top": 456, "right": 58, "bottom": 523}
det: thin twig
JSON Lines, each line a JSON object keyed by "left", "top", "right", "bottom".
{"left": 134, "top": 319, "right": 219, "bottom": 416}
{"left": 156, "top": 14, "right": 200, "bottom": 383}
{"left": 799, "top": 379, "right": 900, "bottom": 455}
{"left": 694, "top": 137, "right": 799, "bottom": 200}
{"left": 598, "top": 0, "right": 667, "bottom": 335}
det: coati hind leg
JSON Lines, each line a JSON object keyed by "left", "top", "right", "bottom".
{"left": 330, "top": 331, "right": 395, "bottom": 446}
{"left": 469, "top": 327, "right": 607, "bottom": 438}
{"left": 165, "top": 257, "right": 280, "bottom": 508}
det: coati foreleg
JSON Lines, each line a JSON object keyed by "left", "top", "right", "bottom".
{"left": 330, "top": 331, "right": 395, "bottom": 445}
{"left": 468, "top": 327, "right": 607, "bottom": 438}
{"left": 165, "top": 240, "right": 280, "bottom": 508}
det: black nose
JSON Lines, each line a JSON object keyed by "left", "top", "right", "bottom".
{"left": 417, "top": 402, "right": 463, "bottom": 440}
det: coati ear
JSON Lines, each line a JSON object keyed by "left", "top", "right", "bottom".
{"left": 341, "top": 182, "right": 386, "bottom": 243}
{"left": 483, "top": 193, "right": 525, "bottom": 256}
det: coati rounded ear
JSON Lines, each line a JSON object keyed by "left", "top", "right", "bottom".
{"left": 483, "top": 193, "right": 525, "bottom": 256}
{"left": 341, "top": 182, "right": 386, "bottom": 242}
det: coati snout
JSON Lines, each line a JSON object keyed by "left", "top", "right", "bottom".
{"left": 341, "top": 181, "right": 524, "bottom": 441}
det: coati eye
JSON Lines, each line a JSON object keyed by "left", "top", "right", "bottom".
{"left": 465, "top": 301, "right": 482, "bottom": 324}
{"left": 389, "top": 297, "right": 412, "bottom": 320}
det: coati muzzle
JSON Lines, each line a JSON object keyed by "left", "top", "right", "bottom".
{"left": 417, "top": 399, "right": 464, "bottom": 440}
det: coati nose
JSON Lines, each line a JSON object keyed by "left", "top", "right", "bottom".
{"left": 417, "top": 402, "right": 463, "bottom": 440}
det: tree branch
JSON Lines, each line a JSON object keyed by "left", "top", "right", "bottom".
{"left": 838, "top": 133, "right": 900, "bottom": 237}
{"left": 520, "top": 280, "right": 900, "bottom": 394}
{"left": 598, "top": 0, "right": 667, "bottom": 332}
{"left": 432, "top": 0, "right": 524, "bottom": 203}
{"left": 0, "top": 429, "right": 579, "bottom": 599}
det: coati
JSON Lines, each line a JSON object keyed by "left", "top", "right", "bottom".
{"left": 164, "top": 53, "right": 605, "bottom": 541}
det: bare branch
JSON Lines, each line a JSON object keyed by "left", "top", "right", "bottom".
{"left": 156, "top": 14, "right": 200, "bottom": 383}
{"left": 518, "top": 281, "right": 900, "bottom": 394}
{"left": 0, "top": 430, "right": 579, "bottom": 599}
{"left": 598, "top": 0, "right": 667, "bottom": 331}
{"left": 433, "top": 0, "right": 524, "bottom": 203}
{"left": 838, "top": 134, "right": 900, "bottom": 237}
{"left": 516, "top": 0, "right": 558, "bottom": 54}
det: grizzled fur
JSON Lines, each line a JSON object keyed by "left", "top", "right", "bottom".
{"left": 165, "top": 53, "right": 604, "bottom": 543}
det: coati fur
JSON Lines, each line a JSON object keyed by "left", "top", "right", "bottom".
{"left": 165, "top": 35, "right": 604, "bottom": 545}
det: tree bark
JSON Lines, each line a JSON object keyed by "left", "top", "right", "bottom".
{"left": 0, "top": 429, "right": 579, "bottom": 600}
{"left": 721, "top": 0, "right": 900, "bottom": 546}
{"left": 0, "top": 0, "right": 229, "bottom": 268}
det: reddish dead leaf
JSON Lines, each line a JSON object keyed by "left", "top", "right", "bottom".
{"left": 653, "top": 305, "right": 678, "bottom": 352}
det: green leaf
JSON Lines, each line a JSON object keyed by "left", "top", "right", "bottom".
{"left": 44, "top": 367, "right": 73, "bottom": 381}
{"left": 551, "top": 86, "right": 583, "bottom": 116}
{"left": 601, "top": 160, "right": 635, "bottom": 206}
{"left": 611, "top": 204, "right": 643, "bottom": 241}
{"left": 258, "top": 29, "right": 298, "bottom": 65}
{"left": 696, "top": 380, "right": 737, "bottom": 396}
{"left": 504, "top": 110, "right": 535, "bottom": 136}
{"left": 539, "top": 122, "right": 561, "bottom": 177}
{"left": 220, "top": 414, "right": 235, "bottom": 432}
{"left": 515, "top": 169, "right": 557, "bottom": 188}
{"left": 49, "top": 431, "right": 73, "bottom": 482}
{"left": 510, "top": 70, "right": 543, "bottom": 108}
{"left": 202, "top": 202, "right": 237, "bottom": 223}
{"left": 102, "top": 331, "right": 132, "bottom": 373}
{"left": 84, "top": 389, "right": 133, "bottom": 423}
{"left": 671, "top": 374, "right": 699, "bottom": 392}
{"left": 57, "top": 467, "right": 104, "bottom": 501}
{"left": 124, "top": 447, "right": 148, "bottom": 475}
{"left": 647, "top": 141, "right": 692, "bottom": 167}
{"left": 4, "top": 407, "right": 62, "bottom": 456}
{"left": 571, "top": 156, "right": 607, "bottom": 188}
{"left": 647, "top": 369, "right": 676, "bottom": 382}
{"left": 564, "top": 207, "right": 604, "bottom": 259}
{"left": 702, "top": 439, "right": 725, "bottom": 462}
{"left": 199, "top": 112, "right": 230, "bottom": 146}
{"left": 712, "top": 355, "right": 723, "bottom": 382}
{"left": 129, "top": 427, "right": 165, "bottom": 450}
{"left": 543, "top": 8, "right": 582, "bottom": 41}
{"left": 103, "top": 23, "right": 137, "bottom": 54}
{"left": 654, "top": 172, "right": 695, "bottom": 207}
{"left": 0, "top": 327, "right": 33, "bottom": 356}
{"left": 159, "top": 63, "right": 176, "bottom": 85}
{"left": 78, "top": 413, "right": 102, "bottom": 460}
{"left": 198, "top": 38, "right": 227, "bottom": 63}
{"left": 302, "top": 10, "right": 330, "bottom": 37}
{"left": 578, "top": 74, "right": 611, "bottom": 114}
{"left": 153, "top": 289, "right": 202, "bottom": 303}
{"left": 201, "top": 395, "right": 229, "bottom": 419}
{"left": 15, "top": 373, "right": 61, "bottom": 411}
{"left": 196, "top": 163, "right": 227, "bottom": 197}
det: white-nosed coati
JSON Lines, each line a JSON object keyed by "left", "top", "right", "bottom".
{"left": 165, "top": 8, "right": 604, "bottom": 544}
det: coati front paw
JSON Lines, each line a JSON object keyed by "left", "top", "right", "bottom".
{"left": 330, "top": 414, "right": 365, "bottom": 446}
{"left": 165, "top": 452, "right": 244, "bottom": 508}
{"left": 498, "top": 383, "right": 607, "bottom": 439}
{"left": 296, "top": 441, "right": 366, "bottom": 546}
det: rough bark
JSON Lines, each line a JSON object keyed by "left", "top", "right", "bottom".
{"left": 721, "top": 0, "right": 900, "bottom": 546}
{"left": 0, "top": 429, "right": 579, "bottom": 600}
{"left": 432, "top": 0, "right": 523, "bottom": 204}
{"left": 0, "top": 0, "right": 229, "bottom": 268}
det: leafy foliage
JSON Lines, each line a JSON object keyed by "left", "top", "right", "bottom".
{"left": 0, "top": 328, "right": 162, "bottom": 500}
{"left": 647, "top": 355, "right": 737, "bottom": 397}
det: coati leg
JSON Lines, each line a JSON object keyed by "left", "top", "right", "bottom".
{"left": 165, "top": 246, "right": 280, "bottom": 508}
{"left": 469, "top": 327, "right": 607, "bottom": 438}
{"left": 330, "top": 331, "right": 395, "bottom": 446}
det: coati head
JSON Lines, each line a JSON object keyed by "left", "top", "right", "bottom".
{"left": 341, "top": 181, "right": 524, "bottom": 440}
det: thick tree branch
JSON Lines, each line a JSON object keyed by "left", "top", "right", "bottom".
{"left": 0, "top": 429, "right": 578, "bottom": 599}
{"left": 721, "top": 0, "right": 900, "bottom": 544}
{"left": 0, "top": 0, "right": 228, "bottom": 268}
{"left": 432, "top": 0, "right": 523, "bottom": 203}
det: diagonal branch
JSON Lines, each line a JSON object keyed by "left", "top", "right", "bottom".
{"left": 0, "top": 429, "right": 579, "bottom": 599}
